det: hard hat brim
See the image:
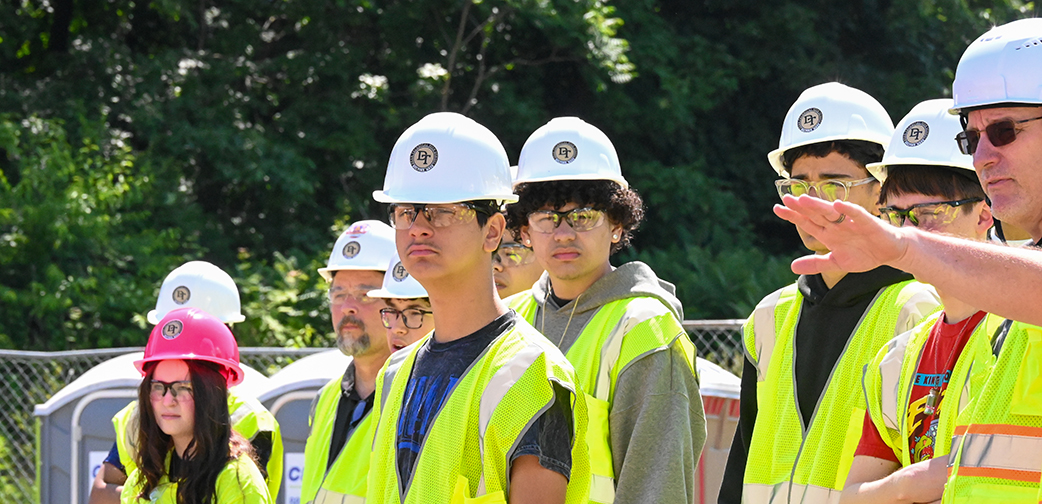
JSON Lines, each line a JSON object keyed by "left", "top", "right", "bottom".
{"left": 768, "top": 136, "right": 890, "bottom": 176}
{"left": 373, "top": 190, "right": 519, "bottom": 205}
{"left": 511, "top": 173, "right": 629, "bottom": 189}
{"left": 366, "top": 287, "right": 427, "bottom": 299}
{"left": 147, "top": 309, "right": 245, "bottom": 325}
{"left": 866, "top": 160, "right": 977, "bottom": 183}
{"left": 134, "top": 355, "right": 245, "bottom": 387}
{"left": 317, "top": 265, "right": 390, "bottom": 282}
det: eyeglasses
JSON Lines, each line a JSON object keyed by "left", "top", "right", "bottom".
{"left": 388, "top": 203, "right": 492, "bottom": 230}
{"left": 150, "top": 380, "right": 194, "bottom": 401}
{"left": 879, "top": 198, "right": 983, "bottom": 228}
{"left": 775, "top": 177, "right": 876, "bottom": 202}
{"left": 380, "top": 307, "right": 432, "bottom": 329}
{"left": 527, "top": 207, "right": 606, "bottom": 233}
{"left": 955, "top": 115, "right": 1042, "bottom": 155}
{"left": 329, "top": 288, "right": 379, "bottom": 306}
{"left": 493, "top": 243, "right": 535, "bottom": 268}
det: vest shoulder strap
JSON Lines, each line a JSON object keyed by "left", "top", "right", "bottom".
{"left": 745, "top": 284, "right": 799, "bottom": 382}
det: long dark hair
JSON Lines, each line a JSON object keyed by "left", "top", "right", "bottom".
{"left": 135, "top": 360, "right": 256, "bottom": 504}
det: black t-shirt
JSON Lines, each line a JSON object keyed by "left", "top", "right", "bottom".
{"left": 396, "top": 310, "right": 573, "bottom": 493}
{"left": 327, "top": 363, "right": 374, "bottom": 472}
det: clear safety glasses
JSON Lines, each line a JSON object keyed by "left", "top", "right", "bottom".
{"left": 387, "top": 203, "right": 492, "bottom": 230}
{"left": 150, "top": 380, "right": 194, "bottom": 402}
{"left": 493, "top": 243, "right": 535, "bottom": 268}
{"left": 879, "top": 198, "right": 983, "bottom": 229}
{"left": 774, "top": 177, "right": 876, "bottom": 202}
{"left": 527, "top": 207, "right": 606, "bottom": 233}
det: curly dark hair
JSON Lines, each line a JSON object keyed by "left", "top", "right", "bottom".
{"left": 135, "top": 360, "right": 258, "bottom": 504}
{"left": 506, "top": 180, "right": 644, "bottom": 254}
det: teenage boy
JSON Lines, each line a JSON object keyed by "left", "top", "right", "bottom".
{"left": 368, "top": 253, "right": 435, "bottom": 352}
{"left": 494, "top": 228, "right": 545, "bottom": 299}
{"left": 368, "top": 112, "right": 591, "bottom": 504}
{"left": 89, "top": 261, "right": 283, "bottom": 504}
{"left": 506, "top": 116, "right": 705, "bottom": 504}
{"left": 773, "top": 20, "right": 1042, "bottom": 502}
{"left": 300, "top": 220, "right": 397, "bottom": 504}
{"left": 840, "top": 99, "right": 998, "bottom": 504}
{"left": 719, "top": 83, "right": 941, "bottom": 504}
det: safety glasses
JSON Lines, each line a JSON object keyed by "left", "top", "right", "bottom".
{"left": 150, "top": 380, "right": 194, "bottom": 401}
{"left": 380, "top": 307, "right": 432, "bottom": 329}
{"left": 388, "top": 203, "right": 492, "bottom": 230}
{"left": 527, "top": 207, "right": 606, "bottom": 233}
{"left": 879, "top": 198, "right": 983, "bottom": 228}
{"left": 955, "top": 115, "right": 1042, "bottom": 155}
{"left": 493, "top": 243, "right": 535, "bottom": 268}
{"left": 774, "top": 177, "right": 876, "bottom": 202}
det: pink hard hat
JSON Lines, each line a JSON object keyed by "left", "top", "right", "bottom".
{"left": 135, "top": 307, "right": 245, "bottom": 386}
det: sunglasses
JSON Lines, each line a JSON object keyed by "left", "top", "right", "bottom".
{"left": 774, "top": 177, "right": 876, "bottom": 202}
{"left": 955, "top": 115, "right": 1042, "bottom": 155}
{"left": 879, "top": 198, "right": 982, "bottom": 228}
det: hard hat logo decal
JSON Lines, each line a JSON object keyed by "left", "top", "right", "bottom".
{"left": 342, "top": 241, "right": 362, "bottom": 259}
{"left": 172, "top": 286, "right": 191, "bottom": 305}
{"left": 552, "top": 141, "right": 578, "bottom": 164}
{"left": 903, "top": 121, "right": 930, "bottom": 147}
{"left": 797, "top": 108, "right": 823, "bottom": 132}
{"left": 162, "top": 320, "right": 184, "bottom": 340}
{"left": 410, "top": 143, "right": 438, "bottom": 172}
{"left": 392, "top": 262, "right": 409, "bottom": 282}
{"left": 345, "top": 222, "right": 370, "bottom": 237}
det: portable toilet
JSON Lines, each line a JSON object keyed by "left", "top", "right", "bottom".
{"left": 694, "top": 357, "right": 741, "bottom": 504}
{"left": 34, "top": 352, "right": 270, "bottom": 504}
{"left": 257, "top": 349, "right": 350, "bottom": 504}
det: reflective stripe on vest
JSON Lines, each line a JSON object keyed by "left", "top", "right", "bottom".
{"left": 742, "top": 280, "right": 940, "bottom": 504}
{"left": 510, "top": 293, "right": 697, "bottom": 504}
{"left": 944, "top": 321, "right": 1042, "bottom": 504}
{"left": 862, "top": 312, "right": 998, "bottom": 466}
{"left": 301, "top": 366, "right": 373, "bottom": 504}
{"left": 367, "top": 325, "right": 591, "bottom": 504}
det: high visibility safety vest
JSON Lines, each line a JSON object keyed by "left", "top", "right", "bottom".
{"left": 113, "top": 391, "right": 284, "bottom": 498}
{"left": 509, "top": 294, "right": 699, "bottom": 504}
{"left": 742, "top": 280, "right": 939, "bottom": 504}
{"left": 862, "top": 311, "right": 1001, "bottom": 467}
{"left": 300, "top": 370, "right": 374, "bottom": 504}
{"left": 120, "top": 451, "right": 271, "bottom": 504}
{"left": 366, "top": 324, "right": 592, "bottom": 504}
{"left": 943, "top": 320, "right": 1042, "bottom": 504}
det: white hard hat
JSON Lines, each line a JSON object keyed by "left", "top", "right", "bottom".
{"left": 514, "top": 117, "right": 628, "bottom": 188}
{"left": 367, "top": 254, "right": 429, "bottom": 299}
{"left": 317, "top": 220, "right": 397, "bottom": 281}
{"left": 373, "top": 112, "right": 516, "bottom": 204}
{"left": 148, "top": 261, "right": 245, "bottom": 324}
{"left": 951, "top": 18, "right": 1042, "bottom": 114}
{"left": 867, "top": 99, "right": 975, "bottom": 182}
{"left": 768, "top": 82, "right": 894, "bottom": 176}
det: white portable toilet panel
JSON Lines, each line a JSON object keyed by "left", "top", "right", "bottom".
{"left": 34, "top": 352, "right": 270, "bottom": 504}
{"left": 257, "top": 349, "right": 351, "bottom": 504}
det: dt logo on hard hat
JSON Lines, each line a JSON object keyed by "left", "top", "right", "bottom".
{"left": 798, "top": 108, "right": 823, "bottom": 132}
{"left": 552, "top": 141, "right": 578, "bottom": 164}
{"left": 162, "top": 320, "right": 184, "bottom": 340}
{"left": 903, "top": 121, "right": 930, "bottom": 147}
{"left": 172, "top": 286, "right": 191, "bottom": 305}
{"left": 342, "top": 241, "right": 362, "bottom": 259}
{"left": 345, "top": 222, "right": 370, "bottom": 237}
{"left": 392, "top": 262, "right": 409, "bottom": 282}
{"left": 410, "top": 143, "right": 438, "bottom": 172}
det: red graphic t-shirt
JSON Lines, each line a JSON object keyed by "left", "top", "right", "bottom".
{"left": 855, "top": 310, "right": 986, "bottom": 463}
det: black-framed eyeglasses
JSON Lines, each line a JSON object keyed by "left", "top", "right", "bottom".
{"left": 380, "top": 307, "right": 433, "bottom": 329}
{"left": 956, "top": 115, "right": 1042, "bottom": 155}
{"left": 388, "top": 203, "right": 493, "bottom": 230}
{"left": 879, "top": 198, "right": 983, "bottom": 228}
{"left": 150, "top": 380, "right": 194, "bottom": 401}
{"left": 774, "top": 177, "right": 876, "bottom": 202}
{"left": 493, "top": 243, "right": 535, "bottom": 267}
{"left": 527, "top": 207, "right": 606, "bottom": 233}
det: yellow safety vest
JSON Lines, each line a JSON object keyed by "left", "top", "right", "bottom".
{"left": 944, "top": 320, "right": 1042, "bottom": 504}
{"left": 300, "top": 370, "right": 374, "bottom": 504}
{"left": 120, "top": 451, "right": 271, "bottom": 504}
{"left": 509, "top": 294, "right": 698, "bottom": 503}
{"left": 862, "top": 311, "right": 1000, "bottom": 466}
{"left": 113, "top": 391, "right": 284, "bottom": 498}
{"left": 366, "top": 324, "right": 592, "bottom": 504}
{"left": 742, "top": 280, "right": 939, "bottom": 504}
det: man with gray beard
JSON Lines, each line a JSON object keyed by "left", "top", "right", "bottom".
{"left": 300, "top": 220, "right": 398, "bottom": 504}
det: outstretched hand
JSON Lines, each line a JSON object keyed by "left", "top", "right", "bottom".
{"left": 773, "top": 195, "right": 911, "bottom": 275}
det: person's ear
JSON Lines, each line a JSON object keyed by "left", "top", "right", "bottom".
{"left": 484, "top": 213, "right": 506, "bottom": 253}
{"left": 977, "top": 201, "right": 994, "bottom": 239}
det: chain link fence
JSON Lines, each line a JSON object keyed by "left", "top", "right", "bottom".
{"left": 1, "top": 320, "right": 743, "bottom": 503}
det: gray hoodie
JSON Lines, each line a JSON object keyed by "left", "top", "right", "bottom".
{"left": 528, "top": 261, "right": 707, "bottom": 504}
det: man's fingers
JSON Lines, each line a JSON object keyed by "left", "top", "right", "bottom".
{"left": 791, "top": 254, "right": 844, "bottom": 275}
